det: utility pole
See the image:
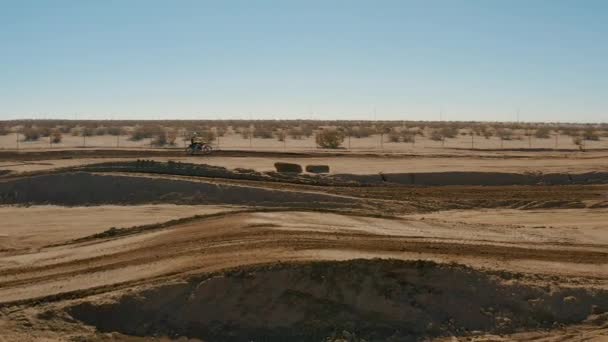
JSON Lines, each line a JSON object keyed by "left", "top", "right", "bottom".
{"left": 249, "top": 124, "right": 253, "bottom": 149}
{"left": 216, "top": 127, "right": 220, "bottom": 150}
{"left": 16, "top": 132, "right": 19, "bottom": 150}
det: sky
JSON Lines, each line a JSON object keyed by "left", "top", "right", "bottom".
{"left": 0, "top": 0, "right": 607, "bottom": 122}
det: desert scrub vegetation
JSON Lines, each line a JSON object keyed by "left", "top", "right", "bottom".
{"left": 0, "top": 124, "right": 9, "bottom": 135}
{"left": 288, "top": 125, "right": 314, "bottom": 139}
{"left": 348, "top": 126, "right": 375, "bottom": 138}
{"left": 21, "top": 127, "right": 41, "bottom": 141}
{"left": 583, "top": 128, "right": 600, "bottom": 141}
{"left": 387, "top": 128, "right": 415, "bottom": 143}
{"left": 274, "top": 128, "right": 287, "bottom": 142}
{"left": 496, "top": 128, "right": 513, "bottom": 140}
{"left": 534, "top": 126, "right": 551, "bottom": 139}
{"left": 253, "top": 126, "right": 274, "bottom": 139}
{"left": 316, "top": 128, "right": 345, "bottom": 149}
{"left": 106, "top": 126, "right": 125, "bottom": 136}
{"left": 51, "top": 131, "right": 63, "bottom": 143}
{"left": 130, "top": 125, "right": 164, "bottom": 141}
{"left": 81, "top": 127, "right": 96, "bottom": 137}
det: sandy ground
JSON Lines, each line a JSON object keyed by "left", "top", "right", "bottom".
{"left": 1, "top": 149, "right": 607, "bottom": 341}
{"left": 1, "top": 210, "right": 606, "bottom": 305}
{"left": 2, "top": 150, "right": 608, "bottom": 175}
{"left": 0, "top": 204, "right": 237, "bottom": 251}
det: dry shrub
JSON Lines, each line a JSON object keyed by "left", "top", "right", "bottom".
{"left": 240, "top": 128, "right": 252, "bottom": 139}
{"left": 388, "top": 129, "right": 401, "bottom": 142}
{"left": 151, "top": 132, "right": 168, "bottom": 146}
{"left": 274, "top": 162, "right": 302, "bottom": 173}
{"left": 496, "top": 128, "right": 513, "bottom": 140}
{"left": 94, "top": 127, "right": 107, "bottom": 135}
{"left": 253, "top": 126, "right": 273, "bottom": 139}
{"left": 106, "top": 126, "right": 124, "bottom": 136}
{"left": 0, "top": 125, "right": 9, "bottom": 135}
{"left": 288, "top": 127, "right": 308, "bottom": 139}
{"left": 57, "top": 125, "right": 72, "bottom": 134}
{"left": 22, "top": 127, "right": 40, "bottom": 141}
{"left": 482, "top": 129, "right": 493, "bottom": 139}
{"left": 316, "top": 129, "right": 345, "bottom": 149}
{"left": 51, "top": 131, "right": 63, "bottom": 143}
{"left": 82, "top": 127, "right": 95, "bottom": 137}
{"left": 167, "top": 130, "right": 178, "bottom": 146}
{"left": 275, "top": 129, "right": 286, "bottom": 142}
{"left": 534, "top": 127, "right": 551, "bottom": 139}
{"left": 215, "top": 127, "right": 227, "bottom": 137}
{"left": 38, "top": 127, "right": 52, "bottom": 137}
{"left": 440, "top": 126, "right": 458, "bottom": 138}
{"left": 349, "top": 126, "right": 375, "bottom": 138}
{"left": 560, "top": 127, "right": 579, "bottom": 137}
{"left": 430, "top": 130, "right": 444, "bottom": 141}
{"left": 387, "top": 128, "right": 414, "bottom": 143}
{"left": 130, "top": 125, "right": 163, "bottom": 141}
{"left": 583, "top": 128, "right": 600, "bottom": 141}
{"left": 300, "top": 124, "right": 314, "bottom": 137}
{"left": 200, "top": 129, "right": 216, "bottom": 142}
{"left": 401, "top": 131, "right": 415, "bottom": 143}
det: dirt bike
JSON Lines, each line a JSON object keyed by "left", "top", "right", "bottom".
{"left": 186, "top": 142, "right": 213, "bottom": 155}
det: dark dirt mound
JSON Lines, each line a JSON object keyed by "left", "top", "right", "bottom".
{"left": 67, "top": 259, "right": 608, "bottom": 342}
{"left": 335, "top": 171, "right": 608, "bottom": 186}
{"left": 306, "top": 164, "right": 330, "bottom": 173}
{"left": 0, "top": 172, "right": 358, "bottom": 208}
{"left": 76, "top": 160, "right": 358, "bottom": 186}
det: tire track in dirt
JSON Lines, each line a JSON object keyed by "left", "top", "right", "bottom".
{"left": 1, "top": 211, "right": 606, "bottom": 306}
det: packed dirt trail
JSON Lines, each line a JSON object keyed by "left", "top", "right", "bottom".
{"left": 2, "top": 210, "right": 607, "bottom": 305}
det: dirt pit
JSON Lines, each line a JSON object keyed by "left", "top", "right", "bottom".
{"left": 67, "top": 259, "right": 608, "bottom": 342}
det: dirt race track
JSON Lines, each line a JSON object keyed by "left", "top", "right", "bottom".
{"left": 1, "top": 148, "right": 607, "bottom": 341}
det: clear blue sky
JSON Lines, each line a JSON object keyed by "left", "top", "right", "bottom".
{"left": 1, "top": 0, "right": 606, "bottom": 122}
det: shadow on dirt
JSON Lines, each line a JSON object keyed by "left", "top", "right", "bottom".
{"left": 67, "top": 259, "right": 608, "bottom": 342}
